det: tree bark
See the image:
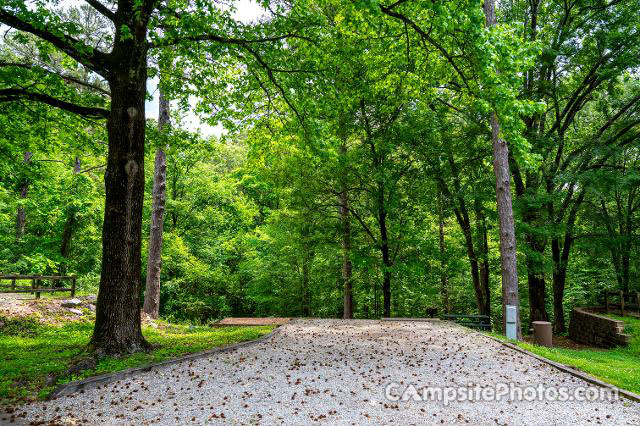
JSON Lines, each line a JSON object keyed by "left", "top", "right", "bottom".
{"left": 143, "top": 88, "right": 169, "bottom": 319}
{"left": 485, "top": 0, "right": 522, "bottom": 339}
{"left": 339, "top": 143, "right": 353, "bottom": 319}
{"left": 490, "top": 114, "right": 522, "bottom": 339}
{"left": 90, "top": 21, "right": 149, "bottom": 354}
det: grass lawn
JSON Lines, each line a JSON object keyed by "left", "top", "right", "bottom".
{"left": 490, "top": 315, "right": 640, "bottom": 394}
{"left": 0, "top": 316, "right": 274, "bottom": 403}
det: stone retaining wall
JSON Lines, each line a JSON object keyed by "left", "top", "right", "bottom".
{"left": 568, "top": 307, "right": 630, "bottom": 348}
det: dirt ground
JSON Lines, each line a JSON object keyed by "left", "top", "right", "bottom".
{"left": 214, "top": 317, "right": 292, "bottom": 326}
{"left": 0, "top": 293, "right": 96, "bottom": 324}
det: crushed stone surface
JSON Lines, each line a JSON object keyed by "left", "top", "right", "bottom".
{"left": 13, "top": 319, "right": 640, "bottom": 425}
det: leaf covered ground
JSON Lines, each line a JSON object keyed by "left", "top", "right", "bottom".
{"left": 0, "top": 314, "right": 273, "bottom": 403}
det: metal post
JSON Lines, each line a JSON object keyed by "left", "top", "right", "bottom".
{"left": 620, "top": 290, "right": 625, "bottom": 317}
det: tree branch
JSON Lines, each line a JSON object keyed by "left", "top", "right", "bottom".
{"left": 0, "top": 89, "right": 109, "bottom": 118}
{"left": 379, "top": 4, "right": 471, "bottom": 91}
{"left": 0, "top": 62, "right": 110, "bottom": 96}
{"left": 0, "top": 8, "right": 110, "bottom": 76}
{"left": 84, "top": 0, "right": 116, "bottom": 21}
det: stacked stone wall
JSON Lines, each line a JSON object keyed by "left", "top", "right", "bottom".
{"left": 568, "top": 307, "right": 630, "bottom": 348}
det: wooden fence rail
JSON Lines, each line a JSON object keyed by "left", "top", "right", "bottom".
{"left": 0, "top": 274, "right": 76, "bottom": 299}
{"left": 603, "top": 290, "right": 640, "bottom": 317}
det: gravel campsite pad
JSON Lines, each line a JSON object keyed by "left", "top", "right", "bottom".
{"left": 14, "top": 319, "right": 640, "bottom": 425}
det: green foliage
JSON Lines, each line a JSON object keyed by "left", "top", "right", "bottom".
{"left": 0, "top": 0, "right": 639, "bottom": 333}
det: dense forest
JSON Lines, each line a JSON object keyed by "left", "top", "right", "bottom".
{"left": 1, "top": 0, "right": 639, "bottom": 353}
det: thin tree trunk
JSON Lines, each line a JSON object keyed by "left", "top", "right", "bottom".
{"left": 474, "top": 196, "right": 491, "bottom": 317}
{"left": 16, "top": 151, "right": 32, "bottom": 239}
{"left": 442, "top": 153, "right": 489, "bottom": 315}
{"left": 60, "top": 157, "right": 81, "bottom": 276}
{"left": 339, "top": 144, "right": 353, "bottom": 319}
{"left": 143, "top": 88, "right": 169, "bottom": 319}
{"left": 600, "top": 199, "right": 624, "bottom": 289}
{"left": 551, "top": 190, "right": 584, "bottom": 332}
{"left": 438, "top": 192, "right": 449, "bottom": 314}
{"left": 90, "top": 29, "right": 149, "bottom": 354}
{"left": 485, "top": 0, "right": 521, "bottom": 339}
{"left": 60, "top": 210, "right": 76, "bottom": 275}
{"left": 301, "top": 238, "right": 311, "bottom": 317}
{"left": 378, "top": 195, "right": 392, "bottom": 318}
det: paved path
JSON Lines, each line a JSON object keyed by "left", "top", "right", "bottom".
{"left": 14, "top": 320, "right": 640, "bottom": 425}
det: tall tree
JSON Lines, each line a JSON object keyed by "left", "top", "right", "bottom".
{"left": 484, "top": 0, "right": 521, "bottom": 338}
{"left": 0, "top": 0, "right": 311, "bottom": 354}
{"left": 143, "top": 87, "right": 169, "bottom": 319}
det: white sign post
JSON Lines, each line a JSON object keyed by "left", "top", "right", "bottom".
{"left": 505, "top": 305, "right": 517, "bottom": 340}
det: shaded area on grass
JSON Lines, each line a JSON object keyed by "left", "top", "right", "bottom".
{"left": 0, "top": 316, "right": 273, "bottom": 403}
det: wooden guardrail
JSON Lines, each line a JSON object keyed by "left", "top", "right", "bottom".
{"left": 443, "top": 314, "right": 491, "bottom": 331}
{"left": 0, "top": 274, "right": 76, "bottom": 299}
{"left": 604, "top": 290, "right": 640, "bottom": 317}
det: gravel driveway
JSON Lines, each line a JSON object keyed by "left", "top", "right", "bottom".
{"left": 13, "top": 319, "right": 640, "bottom": 425}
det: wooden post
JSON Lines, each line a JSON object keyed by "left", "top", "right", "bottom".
{"left": 71, "top": 276, "right": 76, "bottom": 297}
{"left": 620, "top": 290, "right": 625, "bottom": 317}
{"left": 35, "top": 279, "right": 41, "bottom": 299}
{"left": 605, "top": 291, "right": 609, "bottom": 313}
{"left": 31, "top": 278, "right": 36, "bottom": 295}
{"left": 11, "top": 278, "right": 16, "bottom": 291}
{"left": 636, "top": 291, "right": 640, "bottom": 314}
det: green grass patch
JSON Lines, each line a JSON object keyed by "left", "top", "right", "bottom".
{"left": 0, "top": 316, "right": 273, "bottom": 403}
{"left": 487, "top": 316, "right": 640, "bottom": 394}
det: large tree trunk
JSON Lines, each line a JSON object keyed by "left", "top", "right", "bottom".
{"left": 16, "top": 151, "right": 32, "bottom": 239}
{"left": 490, "top": 113, "right": 522, "bottom": 339}
{"left": 143, "top": 89, "right": 169, "bottom": 319}
{"left": 90, "top": 29, "right": 149, "bottom": 354}
{"left": 438, "top": 192, "right": 449, "bottom": 314}
{"left": 485, "top": 0, "right": 521, "bottom": 339}
{"left": 339, "top": 143, "right": 353, "bottom": 319}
